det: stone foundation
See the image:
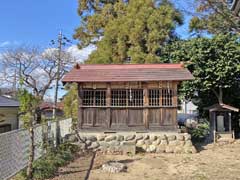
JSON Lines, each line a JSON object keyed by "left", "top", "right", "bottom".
{"left": 65, "top": 132, "right": 197, "bottom": 154}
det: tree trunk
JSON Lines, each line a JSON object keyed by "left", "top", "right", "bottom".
{"left": 219, "top": 87, "right": 223, "bottom": 104}
{"left": 26, "top": 113, "right": 35, "bottom": 180}
{"left": 212, "top": 87, "right": 223, "bottom": 104}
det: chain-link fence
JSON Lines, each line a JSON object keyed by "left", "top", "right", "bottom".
{"left": 0, "top": 118, "right": 72, "bottom": 180}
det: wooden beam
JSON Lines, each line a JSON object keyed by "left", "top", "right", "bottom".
{"left": 213, "top": 112, "right": 216, "bottom": 143}
{"left": 78, "top": 83, "right": 84, "bottom": 129}
{"left": 229, "top": 112, "right": 232, "bottom": 133}
{"left": 143, "top": 82, "right": 149, "bottom": 129}
{"left": 173, "top": 83, "right": 178, "bottom": 107}
{"left": 106, "top": 83, "right": 111, "bottom": 128}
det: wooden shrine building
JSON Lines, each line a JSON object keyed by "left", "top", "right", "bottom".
{"left": 205, "top": 103, "right": 239, "bottom": 142}
{"left": 62, "top": 63, "right": 194, "bottom": 131}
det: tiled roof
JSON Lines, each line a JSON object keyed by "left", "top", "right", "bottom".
{"left": 62, "top": 63, "right": 194, "bottom": 83}
{"left": 0, "top": 96, "right": 19, "bottom": 107}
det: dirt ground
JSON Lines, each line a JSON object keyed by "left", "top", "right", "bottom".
{"left": 51, "top": 141, "right": 240, "bottom": 180}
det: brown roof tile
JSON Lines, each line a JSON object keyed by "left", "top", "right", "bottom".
{"left": 62, "top": 64, "right": 194, "bottom": 83}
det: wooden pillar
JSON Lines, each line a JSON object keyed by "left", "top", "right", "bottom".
{"left": 173, "top": 83, "right": 178, "bottom": 127}
{"left": 78, "top": 83, "right": 83, "bottom": 129}
{"left": 213, "top": 111, "right": 216, "bottom": 143}
{"left": 143, "top": 82, "right": 149, "bottom": 129}
{"left": 106, "top": 83, "right": 111, "bottom": 129}
{"left": 229, "top": 112, "right": 233, "bottom": 139}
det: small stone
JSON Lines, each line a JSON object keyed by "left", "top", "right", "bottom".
{"left": 185, "top": 140, "right": 193, "bottom": 147}
{"left": 87, "top": 135, "right": 97, "bottom": 142}
{"left": 125, "top": 134, "right": 136, "bottom": 141}
{"left": 97, "top": 135, "right": 106, "bottom": 141}
{"left": 169, "top": 140, "right": 178, "bottom": 146}
{"left": 64, "top": 134, "right": 76, "bottom": 142}
{"left": 184, "top": 133, "right": 191, "bottom": 140}
{"left": 116, "top": 135, "right": 124, "bottom": 141}
{"left": 136, "top": 140, "right": 145, "bottom": 146}
{"left": 156, "top": 145, "right": 166, "bottom": 153}
{"left": 150, "top": 135, "right": 157, "bottom": 141}
{"left": 86, "top": 140, "right": 92, "bottom": 146}
{"left": 99, "top": 141, "right": 110, "bottom": 148}
{"left": 184, "top": 145, "right": 197, "bottom": 153}
{"left": 89, "top": 142, "right": 100, "bottom": 149}
{"left": 136, "top": 135, "right": 144, "bottom": 141}
{"left": 152, "top": 139, "right": 161, "bottom": 146}
{"left": 177, "top": 134, "right": 185, "bottom": 141}
{"left": 149, "top": 145, "right": 156, "bottom": 153}
{"left": 191, "top": 146, "right": 197, "bottom": 154}
{"left": 165, "top": 146, "right": 174, "bottom": 153}
{"left": 102, "top": 161, "right": 127, "bottom": 173}
{"left": 184, "top": 146, "right": 192, "bottom": 153}
{"left": 174, "top": 146, "right": 184, "bottom": 153}
{"left": 105, "top": 135, "right": 117, "bottom": 142}
{"left": 144, "top": 140, "right": 151, "bottom": 145}
{"left": 78, "top": 143, "right": 86, "bottom": 150}
{"left": 109, "top": 140, "right": 120, "bottom": 146}
{"left": 142, "top": 144, "right": 148, "bottom": 151}
{"left": 167, "top": 135, "right": 176, "bottom": 141}
{"left": 178, "top": 140, "right": 185, "bottom": 146}
{"left": 158, "top": 135, "right": 167, "bottom": 140}
{"left": 143, "top": 135, "right": 149, "bottom": 140}
{"left": 160, "top": 140, "right": 168, "bottom": 145}
{"left": 79, "top": 136, "right": 87, "bottom": 142}
{"left": 121, "top": 141, "right": 135, "bottom": 146}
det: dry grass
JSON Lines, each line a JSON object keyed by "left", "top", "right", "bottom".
{"left": 51, "top": 141, "right": 240, "bottom": 180}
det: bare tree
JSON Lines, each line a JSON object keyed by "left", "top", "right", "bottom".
{"left": 1, "top": 47, "right": 75, "bottom": 98}
{"left": 0, "top": 46, "right": 76, "bottom": 122}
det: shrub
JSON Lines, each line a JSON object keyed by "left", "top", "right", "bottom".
{"left": 33, "top": 158, "right": 57, "bottom": 179}
{"left": 59, "top": 142, "right": 79, "bottom": 154}
{"left": 14, "top": 143, "right": 79, "bottom": 180}
{"left": 188, "top": 120, "right": 210, "bottom": 143}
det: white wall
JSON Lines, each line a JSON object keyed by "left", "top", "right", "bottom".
{"left": 179, "top": 101, "right": 198, "bottom": 115}
{"left": 0, "top": 107, "right": 19, "bottom": 130}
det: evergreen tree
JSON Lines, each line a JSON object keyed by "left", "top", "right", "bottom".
{"left": 161, "top": 34, "right": 240, "bottom": 112}
{"left": 74, "top": 0, "right": 183, "bottom": 63}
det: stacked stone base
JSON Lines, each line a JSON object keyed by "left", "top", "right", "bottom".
{"left": 65, "top": 132, "right": 197, "bottom": 154}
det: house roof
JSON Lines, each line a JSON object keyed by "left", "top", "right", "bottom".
{"left": 40, "top": 102, "right": 64, "bottom": 110}
{"left": 62, "top": 63, "right": 194, "bottom": 83}
{"left": 204, "top": 103, "right": 239, "bottom": 112}
{"left": 0, "top": 96, "right": 19, "bottom": 107}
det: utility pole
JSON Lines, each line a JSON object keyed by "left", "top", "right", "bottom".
{"left": 53, "top": 30, "right": 63, "bottom": 146}
{"left": 51, "top": 30, "right": 72, "bottom": 146}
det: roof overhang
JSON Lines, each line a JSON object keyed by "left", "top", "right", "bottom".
{"left": 204, "top": 103, "right": 239, "bottom": 112}
{"left": 62, "top": 63, "right": 194, "bottom": 84}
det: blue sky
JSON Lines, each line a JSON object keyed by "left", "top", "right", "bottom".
{"left": 0, "top": 0, "right": 79, "bottom": 49}
{"left": 0, "top": 0, "right": 193, "bottom": 50}
{"left": 0, "top": 1, "right": 193, "bottom": 100}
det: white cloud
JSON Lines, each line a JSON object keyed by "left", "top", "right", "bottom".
{"left": 0, "top": 41, "right": 11, "bottom": 48}
{"left": 67, "top": 44, "right": 96, "bottom": 63}
{"left": 0, "top": 41, "right": 20, "bottom": 48}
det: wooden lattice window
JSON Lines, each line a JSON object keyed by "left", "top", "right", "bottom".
{"left": 111, "top": 89, "right": 143, "bottom": 107}
{"left": 111, "top": 89, "right": 127, "bottom": 106}
{"left": 83, "top": 89, "right": 106, "bottom": 106}
{"left": 95, "top": 90, "right": 106, "bottom": 106}
{"left": 162, "top": 89, "right": 173, "bottom": 106}
{"left": 128, "top": 89, "right": 143, "bottom": 107}
{"left": 149, "top": 89, "right": 160, "bottom": 106}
